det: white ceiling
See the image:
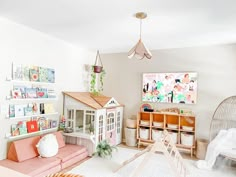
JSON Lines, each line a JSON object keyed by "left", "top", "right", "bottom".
{"left": 1, "top": 0, "right": 236, "bottom": 53}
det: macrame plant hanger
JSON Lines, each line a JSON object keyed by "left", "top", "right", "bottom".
{"left": 93, "top": 50, "right": 103, "bottom": 73}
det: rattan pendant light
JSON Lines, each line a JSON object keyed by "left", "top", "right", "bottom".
{"left": 128, "top": 12, "right": 152, "bottom": 60}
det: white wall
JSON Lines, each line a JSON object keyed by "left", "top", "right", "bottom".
{"left": 0, "top": 17, "right": 94, "bottom": 159}
{"left": 101, "top": 44, "right": 236, "bottom": 140}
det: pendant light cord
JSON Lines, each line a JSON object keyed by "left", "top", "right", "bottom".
{"left": 139, "top": 19, "right": 142, "bottom": 40}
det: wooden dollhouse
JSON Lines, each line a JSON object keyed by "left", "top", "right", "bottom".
{"left": 62, "top": 92, "right": 124, "bottom": 155}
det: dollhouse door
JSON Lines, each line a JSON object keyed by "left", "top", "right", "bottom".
{"left": 106, "top": 109, "right": 116, "bottom": 145}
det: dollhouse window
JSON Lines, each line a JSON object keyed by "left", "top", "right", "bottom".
{"left": 98, "top": 115, "right": 104, "bottom": 142}
{"left": 67, "top": 109, "right": 75, "bottom": 128}
{"left": 85, "top": 111, "right": 95, "bottom": 134}
{"left": 75, "top": 110, "right": 84, "bottom": 132}
{"left": 107, "top": 112, "right": 115, "bottom": 131}
{"left": 117, "top": 112, "right": 121, "bottom": 133}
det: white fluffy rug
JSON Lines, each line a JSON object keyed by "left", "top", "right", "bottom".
{"left": 69, "top": 147, "right": 236, "bottom": 177}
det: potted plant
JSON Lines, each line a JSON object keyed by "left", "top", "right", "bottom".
{"left": 93, "top": 139, "right": 117, "bottom": 158}
{"left": 93, "top": 50, "right": 103, "bottom": 73}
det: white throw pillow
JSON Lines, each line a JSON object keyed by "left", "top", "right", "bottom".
{"left": 36, "top": 134, "right": 59, "bottom": 157}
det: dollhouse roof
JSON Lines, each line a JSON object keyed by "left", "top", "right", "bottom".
{"left": 63, "top": 92, "right": 121, "bottom": 109}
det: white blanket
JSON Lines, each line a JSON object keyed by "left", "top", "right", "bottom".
{"left": 196, "top": 128, "right": 236, "bottom": 170}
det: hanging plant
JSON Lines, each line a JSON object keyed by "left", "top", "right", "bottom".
{"left": 90, "top": 66, "right": 106, "bottom": 95}
{"left": 99, "top": 69, "right": 106, "bottom": 92}
{"left": 93, "top": 50, "right": 103, "bottom": 73}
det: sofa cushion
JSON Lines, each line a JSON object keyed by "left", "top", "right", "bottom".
{"left": 7, "top": 136, "right": 40, "bottom": 162}
{"left": 37, "top": 134, "right": 59, "bottom": 157}
{"left": 53, "top": 131, "right": 66, "bottom": 148}
{"left": 43, "top": 131, "right": 65, "bottom": 148}
{"left": 55, "top": 144, "right": 87, "bottom": 163}
{"left": 0, "top": 156, "right": 61, "bottom": 176}
{"left": 60, "top": 151, "right": 88, "bottom": 169}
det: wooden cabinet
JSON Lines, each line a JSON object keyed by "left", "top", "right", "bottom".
{"left": 137, "top": 111, "right": 196, "bottom": 156}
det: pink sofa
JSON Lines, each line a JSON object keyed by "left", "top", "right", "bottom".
{"left": 0, "top": 131, "right": 88, "bottom": 177}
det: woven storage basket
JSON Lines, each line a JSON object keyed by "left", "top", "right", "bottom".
{"left": 125, "top": 127, "right": 137, "bottom": 146}
{"left": 196, "top": 139, "right": 209, "bottom": 160}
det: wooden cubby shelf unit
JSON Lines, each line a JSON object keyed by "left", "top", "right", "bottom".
{"left": 137, "top": 111, "right": 196, "bottom": 157}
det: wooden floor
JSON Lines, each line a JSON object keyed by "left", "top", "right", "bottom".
{"left": 60, "top": 143, "right": 197, "bottom": 173}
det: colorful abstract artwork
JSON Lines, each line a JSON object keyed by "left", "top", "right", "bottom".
{"left": 142, "top": 72, "right": 197, "bottom": 104}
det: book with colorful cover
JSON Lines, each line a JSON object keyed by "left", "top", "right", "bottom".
{"left": 11, "top": 124, "right": 20, "bottom": 136}
{"left": 12, "top": 63, "right": 23, "bottom": 80}
{"left": 47, "top": 68, "right": 55, "bottom": 83}
{"left": 22, "top": 65, "right": 30, "bottom": 81}
{"left": 36, "top": 88, "right": 48, "bottom": 98}
{"left": 29, "top": 66, "right": 39, "bottom": 82}
{"left": 12, "top": 85, "right": 26, "bottom": 99}
{"left": 38, "top": 117, "right": 49, "bottom": 130}
{"left": 9, "top": 104, "right": 15, "bottom": 118}
{"left": 25, "top": 87, "right": 37, "bottom": 98}
{"left": 17, "top": 121, "right": 28, "bottom": 135}
{"left": 39, "top": 67, "right": 48, "bottom": 82}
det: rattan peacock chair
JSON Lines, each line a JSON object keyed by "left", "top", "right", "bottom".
{"left": 209, "top": 96, "right": 236, "bottom": 160}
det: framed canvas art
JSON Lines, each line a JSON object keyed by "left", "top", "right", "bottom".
{"left": 142, "top": 72, "right": 197, "bottom": 104}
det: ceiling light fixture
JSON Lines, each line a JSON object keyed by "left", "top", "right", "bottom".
{"left": 128, "top": 12, "right": 152, "bottom": 60}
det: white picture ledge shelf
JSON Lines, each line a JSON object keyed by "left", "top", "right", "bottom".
{"left": 6, "top": 127, "right": 58, "bottom": 140}
{"left": 6, "top": 98, "right": 58, "bottom": 101}
{"left": 6, "top": 112, "right": 59, "bottom": 120}
{"left": 6, "top": 78, "right": 55, "bottom": 85}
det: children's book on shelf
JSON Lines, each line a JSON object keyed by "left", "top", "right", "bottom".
{"left": 44, "top": 103, "right": 55, "bottom": 114}
{"left": 29, "top": 66, "right": 39, "bottom": 82}
{"left": 26, "top": 120, "right": 38, "bottom": 133}
{"left": 32, "top": 103, "right": 39, "bottom": 114}
{"left": 12, "top": 63, "right": 23, "bottom": 80}
{"left": 47, "top": 68, "right": 55, "bottom": 83}
{"left": 40, "top": 103, "right": 45, "bottom": 114}
{"left": 39, "top": 67, "right": 49, "bottom": 82}
{"left": 50, "top": 120, "right": 58, "bottom": 128}
{"left": 24, "top": 104, "right": 33, "bottom": 116}
{"left": 22, "top": 64, "right": 30, "bottom": 81}
{"left": 9, "top": 104, "right": 15, "bottom": 118}
{"left": 11, "top": 124, "right": 20, "bottom": 136}
{"left": 25, "top": 87, "right": 37, "bottom": 98}
{"left": 36, "top": 88, "right": 48, "bottom": 98}
{"left": 47, "top": 89, "right": 56, "bottom": 98}
{"left": 12, "top": 85, "right": 26, "bottom": 99}
{"left": 38, "top": 117, "right": 49, "bottom": 130}
{"left": 14, "top": 104, "right": 26, "bottom": 117}
{"left": 17, "top": 121, "right": 28, "bottom": 135}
